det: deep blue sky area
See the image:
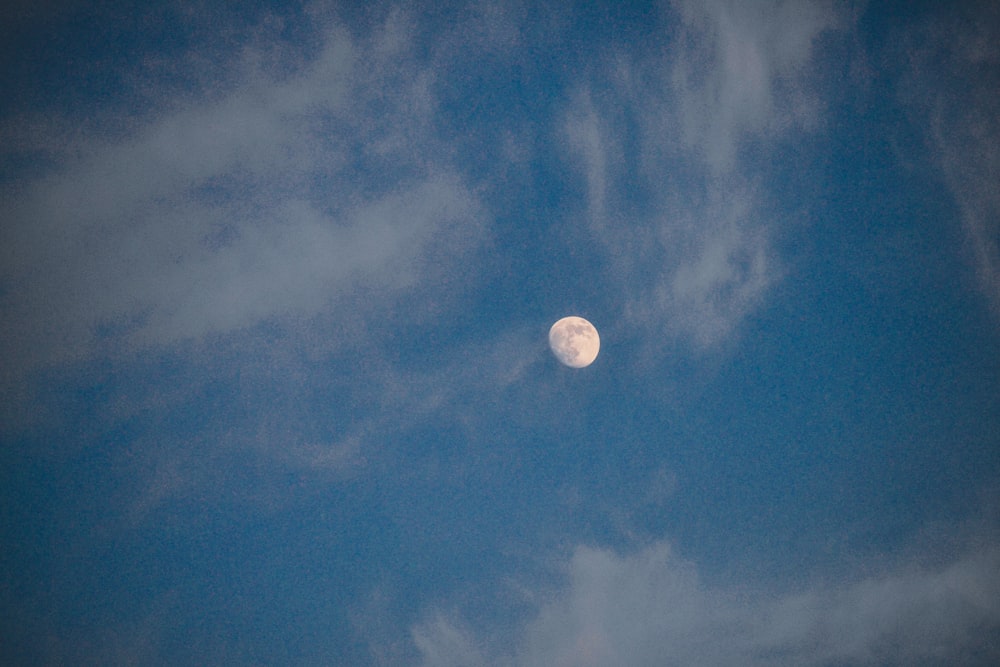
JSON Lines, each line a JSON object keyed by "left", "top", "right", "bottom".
{"left": 2, "top": 1, "right": 1000, "bottom": 665}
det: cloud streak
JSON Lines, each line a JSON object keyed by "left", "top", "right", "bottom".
{"left": 0, "top": 9, "right": 484, "bottom": 383}
{"left": 560, "top": 0, "right": 842, "bottom": 354}
{"left": 670, "top": 0, "right": 839, "bottom": 172}
{"left": 897, "top": 4, "right": 1000, "bottom": 319}
{"left": 415, "top": 536, "right": 1000, "bottom": 666}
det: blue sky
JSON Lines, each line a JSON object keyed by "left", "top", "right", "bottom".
{"left": 2, "top": 1, "right": 999, "bottom": 664}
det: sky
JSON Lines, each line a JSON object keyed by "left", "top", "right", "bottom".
{"left": 1, "top": 1, "right": 999, "bottom": 664}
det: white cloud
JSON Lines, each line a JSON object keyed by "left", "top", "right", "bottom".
{"left": 0, "top": 10, "right": 485, "bottom": 383}
{"left": 671, "top": 0, "right": 840, "bottom": 172}
{"left": 563, "top": 89, "right": 616, "bottom": 231}
{"left": 898, "top": 5, "right": 1000, "bottom": 319}
{"left": 414, "top": 615, "right": 487, "bottom": 667}
{"left": 560, "top": 0, "right": 841, "bottom": 355}
{"left": 628, "top": 185, "right": 775, "bottom": 349}
{"left": 414, "top": 537, "right": 1000, "bottom": 666}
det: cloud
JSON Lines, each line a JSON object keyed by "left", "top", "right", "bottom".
{"left": 670, "top": 0, "right": 841, "bottom": 172}
{"left": 625, "top": 182, "right": 775, "bottom": 350}
{"left": 561, "top": 0, "right": 842, "bottom": 353}
{"left": 0, "top": 8, "right": 485, "bottom": 384}
{"left": 0, "top": 5, "right": 500, "bottom": 520}
{"left": 897, "top": 3, "right": 1000, "bottom": 319}
{"left": 413, "top": 615, "right": 487, "bottom": 667}
{"left": 414, "top": 536, "right": 1000, "bottom": 666}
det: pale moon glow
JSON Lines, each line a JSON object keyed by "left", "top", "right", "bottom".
{"left": 549, "top": 316, "right": 600, "bottom": 368}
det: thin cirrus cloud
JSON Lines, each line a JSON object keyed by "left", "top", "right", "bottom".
{"left": 0, "top": 11, "right": 485, "bottom": 387}
{"left": 670, "top": 0, "right": 841, "bottom": 173}
{"left": 0, "top": 8, "right": 500, "bottom": 517}
{"left": 561, "top": 0, "right": 842, "bottom": 352}
{"left": 896, "top": 5, "right": 1000, "bottom": 320}
{"left": 414, "top": 537, "right": 1000, "bottom": 666}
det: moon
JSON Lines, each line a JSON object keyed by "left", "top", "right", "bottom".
{"left": 549, "top": 316, "right": 600, "bottom": 368}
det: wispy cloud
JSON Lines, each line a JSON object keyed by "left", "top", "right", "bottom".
{"left": 0, "top": 7, "right": 502, "bottom": 528}
{"left": 414, "top": 533, "right": 1000, "bottom": 665}
{"left": 670, "top": 0, "right": 840, "bottom": 172}
{"left": 560, "top": 0, "right": 843, "bottom": 354}
{"left": 0, "top": 9, "right": 485, "bottom": 384}
{"left": 414, "top": 615, "right": 488, "bottom": 667}
{"left": 897, "top": 4, "right": 1000, "bottom": 319}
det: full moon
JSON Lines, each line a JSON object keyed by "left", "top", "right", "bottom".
{"left": 549, "top": 316, "right": 600, "bottom": 368}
